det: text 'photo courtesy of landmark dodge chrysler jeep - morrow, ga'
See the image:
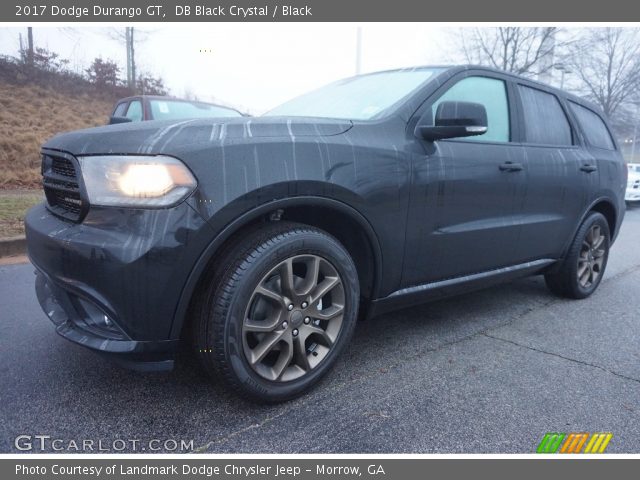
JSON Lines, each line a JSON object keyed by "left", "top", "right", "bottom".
{"left": 26, "top": 66, "right": 626, "bottom": 402}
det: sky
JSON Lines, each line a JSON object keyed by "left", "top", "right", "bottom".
{"left": 0, "top": 25, "right": 460, "bottom": 113}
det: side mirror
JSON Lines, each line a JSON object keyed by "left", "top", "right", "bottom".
{"left": 109, "top": 116, "right": 133, "bottom": 125}
{"left": 416, "top": 101, "right": 488, "bottom": 141}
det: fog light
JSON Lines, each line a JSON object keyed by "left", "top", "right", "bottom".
{"left": 75, "top": 298, "right": 125, "bottom": 339}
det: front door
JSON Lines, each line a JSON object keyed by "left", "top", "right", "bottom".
{"left": 403, "top": 74, "right": 526, "bottom": 287}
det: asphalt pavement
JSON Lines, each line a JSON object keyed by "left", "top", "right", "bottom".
{"left": 1, "top": 206, "right": 639, "bottom": 453}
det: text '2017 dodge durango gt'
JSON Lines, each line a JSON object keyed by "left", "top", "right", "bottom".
{"left": 26, "top": 66, "right": 627, "bottom": 402}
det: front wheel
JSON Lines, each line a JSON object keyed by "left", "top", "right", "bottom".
{"left": 193, "top": 222, "right": 359, "bottom": 402}
{"left": 545, "top": 212, "right": 610, "bottom": 299}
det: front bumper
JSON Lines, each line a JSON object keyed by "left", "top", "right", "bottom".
{"left": 34, "top": 267, "right": 178, "bottom": 371}
{"left": 25, "top": 201, "right": 210, "bottom": 370}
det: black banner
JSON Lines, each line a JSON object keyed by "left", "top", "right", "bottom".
{"left": 3, "top": 458, "right": 639, "bottom": 479}
{"left": 4, "top": 0, "right": 640, "bottom": 22}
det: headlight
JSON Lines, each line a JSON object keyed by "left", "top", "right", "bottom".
{"left": 78, "top": 155, "right": 197, "bottom": 207}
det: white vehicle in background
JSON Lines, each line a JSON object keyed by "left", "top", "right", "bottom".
{"left": 627, "top": 164, "right": 640, "bottom": 203}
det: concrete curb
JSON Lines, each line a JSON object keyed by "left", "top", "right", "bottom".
{"left": 0, "top": 236, "right": 27, "bottom": 258}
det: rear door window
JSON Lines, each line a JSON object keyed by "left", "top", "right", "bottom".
{"left": 569, "top": 102, "right": 615, "bottom": 150}
{"left": 518, "top": 85, "right": 573, "bottom": 146}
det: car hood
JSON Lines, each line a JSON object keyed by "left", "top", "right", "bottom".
{"left": 43, "top": 116, "right": 353, "bottom": 156}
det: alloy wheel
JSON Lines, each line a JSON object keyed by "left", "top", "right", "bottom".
{"left": 242, "top": 254, "right": 345, "bottom": 382}
{"left": 577, "top": 224, "right": 606, "bottom": 288}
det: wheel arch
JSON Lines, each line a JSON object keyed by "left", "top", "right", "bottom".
{"left": 589, "top": 199, "right": 617, "bottom": 239}
{"left": 170, "top": 196, "right": 383, "bottom": 340}
{"left": 559, "top": 196, "right": 619, "bottom": 262}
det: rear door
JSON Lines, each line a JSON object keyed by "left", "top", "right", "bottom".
{"left": 567, "top": 101, "right": 624, "bottom": 215}
{"left": 513, "top": 84, "right": 595, "bottom": 261}
{"left": 403, "top": 72, "right": 527, "bottom": 286}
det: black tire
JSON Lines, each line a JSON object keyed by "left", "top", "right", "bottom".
{"left": 192, "top": 221, "right": 359, "bottom": 403}
{"left": 544, "top": 212, "right": 610, "bottom": 299}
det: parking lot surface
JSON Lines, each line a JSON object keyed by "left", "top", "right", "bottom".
{"left": 1, "top": 206, "right": 639, "bottom": 453}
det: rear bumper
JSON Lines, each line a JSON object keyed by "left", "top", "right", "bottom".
{"left": 25, "top": 201, "right": 211, "bottom": 371}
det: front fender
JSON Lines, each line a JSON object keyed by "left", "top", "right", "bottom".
{"left": 171, "top": 194, "right": 384, "bottom": 339}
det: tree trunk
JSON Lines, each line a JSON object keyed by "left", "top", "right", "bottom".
{"left": 125, "top": 27, "right": 136, "bottom": 90}
{"left": 27, "top": 27, "right": 34, "bottom": 66}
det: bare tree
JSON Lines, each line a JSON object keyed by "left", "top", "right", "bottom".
{"left": 459, "top": 27, "right": 562, "bottom": 77}
{"left": 106, "top": 27, "right": 152, "bottom": 89}
{"left": 26, "top": 27, "right": 34, "bottom": 66}
{"left": 126, "top": 27, "right": 135, "bottom": 89}
{"left": 563, "top": 28, "right": 640, "bottom": 119}
{"left": 18, "top": 27, "right": 35, "bottom": 66}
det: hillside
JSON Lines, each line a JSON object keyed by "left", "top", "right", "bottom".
{"left": 0, "top": 82, "right": 114, "bottom": 188}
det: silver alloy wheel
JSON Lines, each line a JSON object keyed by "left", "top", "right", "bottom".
{"left": 577, "top": 224, "right": 606, "bottom": 288}
{"left": 242, "top": 254, "right": 345, "bottom": 382}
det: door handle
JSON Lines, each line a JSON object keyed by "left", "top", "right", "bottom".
{"left": 499, "top": 162, "right": 524, "bottom": 172}
{"left": 580, "top": 164, "right": 598, "bottom": 173}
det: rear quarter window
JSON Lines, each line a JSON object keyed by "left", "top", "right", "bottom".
{"left": 569, "top": 102, "right": 616, "bottom": 150}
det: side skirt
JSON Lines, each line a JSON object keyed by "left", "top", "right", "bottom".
{"left": 368, "top": 258, "right": 556, "bottom": 319}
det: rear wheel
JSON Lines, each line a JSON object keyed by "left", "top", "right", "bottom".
{"left": 192, "top": 222, "right": 359, "bottom": 402}
{"left": 545, "top": 212, "right": 610, "bottom": 299}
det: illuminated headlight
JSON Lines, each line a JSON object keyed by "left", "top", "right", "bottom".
{"left": 78, "top": 155, "right": 197, "bottom": 207}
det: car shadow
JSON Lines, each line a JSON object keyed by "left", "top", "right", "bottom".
{"left": 162, "top": 274, "right": 553, "bottom": 407}
{"left": 5, "top": 274, "right": 557, "bottom": 452}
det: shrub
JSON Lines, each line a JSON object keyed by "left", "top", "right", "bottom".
{"left": 86, "top": 58, "right": 121, "bottom": 88}
{"left": 23, "top": 47, "right": 70, "bottom": 73}
{"left": 136, "top": 73, "right": 168, "bottom": 96}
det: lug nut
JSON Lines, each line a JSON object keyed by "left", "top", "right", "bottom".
{"left": 282, "top": 321, "right": 288, "bottom": 329}
{"left": 301, "top": 301, "right": 308, "bottom": 308}
{"left": 287, "top": 304, "right": 294, "bottom": 311}
{"left": 304, "top": 317, "right": 310, "bottom": 324}
{"left": 292, "top": 329, "right": 299, "bottom": 336}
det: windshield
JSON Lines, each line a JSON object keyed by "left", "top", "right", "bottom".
{"left": 149, "top": 99, "right": 242, "bottom": 120}
{"left": 264, "top": 68, "right": 443, "bottom": 120}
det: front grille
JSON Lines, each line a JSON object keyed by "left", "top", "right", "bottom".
{"left": 51, "top": 156, "right": 76, "bottom": 177}
{"left": 41, "top": 153, "right": 85, "bottom": 222}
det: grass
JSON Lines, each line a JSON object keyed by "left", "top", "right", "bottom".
{"left": 0, "top": 80, "right": 115, "bottom": 238}
{"left": 0, "top": 190, "right": 43, "bottom": 238}
{"left": 0, "top": 81, "right": 114, "bottom": 188}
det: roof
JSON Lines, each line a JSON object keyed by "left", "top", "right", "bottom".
{"left": 360, "top": 64, "right": 602, "bottom": 114}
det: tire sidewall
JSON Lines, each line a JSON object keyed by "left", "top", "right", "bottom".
{"left": 569, "top": 213, "right": 610, "bottom": 298}
{"left": 220, "top": 229, "right": 359, "bottom": 402}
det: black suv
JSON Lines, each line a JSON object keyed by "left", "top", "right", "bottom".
{"left": 26, "top": 66, "right": 626, "bottom": 402}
